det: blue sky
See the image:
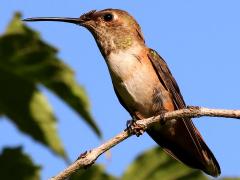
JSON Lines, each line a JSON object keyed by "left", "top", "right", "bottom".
{"left": 1, "top": 1, "right": 240, "bottom": 179}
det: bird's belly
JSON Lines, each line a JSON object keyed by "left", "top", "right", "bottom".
{"left": 108, "top": 52, "right": 173, "bottom": 117}
{"left": 115, "top": 70, "right": 158, "bottom": 116}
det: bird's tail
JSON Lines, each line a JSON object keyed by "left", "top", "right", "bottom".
{"left": 147, "top": 117, "right": 221, "bottom": 177}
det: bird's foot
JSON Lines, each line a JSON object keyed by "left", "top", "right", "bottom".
{"left": 76, "top": 150, "right": 94, "bottom": 169}
{"left": 126, "top": 120, "right": 146, "bottom": 137}
{"left": 76, "top": 150, "right": 88, "bottom": 161}
{"left": 158, "top": 109, "right": 167, "bottom": 126}
{"left": 187, "top": 105, "right": 200, "bottom": 110}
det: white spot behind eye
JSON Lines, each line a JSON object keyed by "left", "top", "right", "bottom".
{"left": 113, "top": 13, "right": 118, "bottom": 20}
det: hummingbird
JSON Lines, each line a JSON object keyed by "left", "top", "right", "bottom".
{"left": 24, "top": 9, "right": 220, "bottom": 177}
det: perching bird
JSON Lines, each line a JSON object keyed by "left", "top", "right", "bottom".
{"left": 24, "top": 8, "right": 220, "bottom": 177}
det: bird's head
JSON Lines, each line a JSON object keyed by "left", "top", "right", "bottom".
{"left": 24, "top": 9, "right": 145, "bottom": 56}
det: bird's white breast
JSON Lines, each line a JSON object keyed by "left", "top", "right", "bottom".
{"left": 106, "top": 46, "right": 160, "bottom": 115}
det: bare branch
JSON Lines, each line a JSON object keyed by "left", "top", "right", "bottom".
{"left": 50, "top": 106, "right": 240, "bottom": 180}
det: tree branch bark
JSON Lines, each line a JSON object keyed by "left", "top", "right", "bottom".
{"left": 50, "top": 106, "right": 240, "bottom": 180}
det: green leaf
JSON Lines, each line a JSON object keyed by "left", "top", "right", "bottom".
{"left": 0, "top": 12, "right": 101, "bottom": 137}
{"left": 69, "top": 165, "right": 116, "bottom": 180}
{"left": 0, "top": 12, "right": 101, "bottom": 157}
{"left": 122, "top": 147, "right": 207, "bottom": 180}
{"left": 0, "top": 69, "right": 65, "bottom": 157}
{"left": 0, "top": 146, "right": 40, "bottom": 180}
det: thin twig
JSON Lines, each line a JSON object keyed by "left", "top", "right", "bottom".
{"left": 50, "top": 106, "right": 240, "bottom": 180}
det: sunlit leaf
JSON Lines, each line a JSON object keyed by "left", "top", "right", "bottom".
{"left": 122, "top": 147, "right": 207, "bottom": 180}
{"left": 1, "top": 12, "right": 101, "bottom": 137}
{"left": 0, "top": 146, "right": 40, "bottom": 180}
{"left": 0, "top": 69, "right": 65, "bottom": 157}
{"left": 69, "top": 165, "right": 116, "bottom": 180}
{"left": 0, "top": 12, "right": 101, "bottom": 157}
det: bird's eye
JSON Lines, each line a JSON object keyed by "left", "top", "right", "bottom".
{"left": 103, "top": 13, "right": 113, "bottom": 22}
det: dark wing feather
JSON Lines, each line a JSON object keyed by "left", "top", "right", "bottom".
{"left": 148, "top": 49, "right": 185, "bottom": 108}
{"left": 147, "top": 48, "right": 220, "bottom": 176}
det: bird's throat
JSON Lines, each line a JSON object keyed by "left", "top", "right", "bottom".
{"left": 92, "top": 26, "right": 144, "bottom": 57}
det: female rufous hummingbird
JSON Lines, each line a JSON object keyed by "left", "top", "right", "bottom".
{"left": 24, "top": 9, "right": 220, "bottom": 177}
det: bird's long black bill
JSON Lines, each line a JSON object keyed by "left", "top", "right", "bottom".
{"left": 22, "top": 17, "right": 82, "bottom": 24}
